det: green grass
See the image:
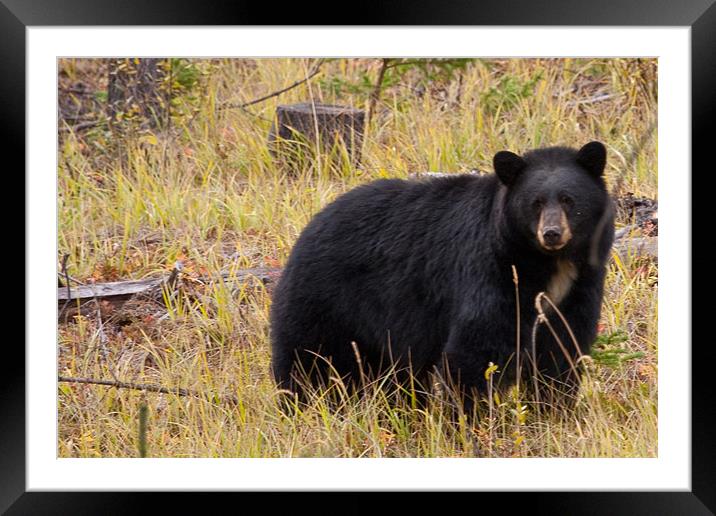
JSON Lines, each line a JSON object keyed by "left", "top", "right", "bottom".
{"left": 57, "top": 57, "right": 657, "bottom": 458}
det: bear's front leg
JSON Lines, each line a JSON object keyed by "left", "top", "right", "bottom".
{"left": 441, "top": 318, "right": 517, "bottom": 419}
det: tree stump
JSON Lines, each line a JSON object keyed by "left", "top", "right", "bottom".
{"left": 268, "top": 102, "right": 365, "bottom": 169}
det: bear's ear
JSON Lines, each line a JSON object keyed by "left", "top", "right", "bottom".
{"left": 576, "top": 141, "right": 607, "bottom": 177}
{"left": 493, "top": 151, "right": 527, "bottom": 187}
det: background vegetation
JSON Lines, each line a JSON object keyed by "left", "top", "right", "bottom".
{"left": 57, "top": 58, "right": 658, "bottom": 458}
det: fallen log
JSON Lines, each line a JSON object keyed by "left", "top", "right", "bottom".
{"left": 409, "top": 170, "right": 480, "bottom": 179}
{"left": 57, "top": 267, "right": 282, "bottom": 303}
{"left": 58, "top": 277, "right": 165, "bottom": 302}
{"left": 612, "top": 236, "right": 658, "bottom": 261}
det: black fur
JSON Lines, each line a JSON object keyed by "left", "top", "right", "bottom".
{"left": 270, "top": 142, "right": 614, "bottom": 411}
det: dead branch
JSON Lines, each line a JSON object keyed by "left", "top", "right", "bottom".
{"left": 59, "top": 119, "right": 102, "bottom": 133}
{"left": 565, "top": 93, "right": 618, "bottom": 106}
{"left": 220, "top": 59, "right": 325, "bottom": 111}
{"left": 58, "top": 375, "right": 239, "bottom": 405}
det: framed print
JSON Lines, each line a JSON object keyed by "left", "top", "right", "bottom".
{"left": 8, "top": 0, "right": 713, "bottom": 513}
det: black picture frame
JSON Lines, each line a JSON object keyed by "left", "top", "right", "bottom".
{"left": 8, "top": 1, "right": 712, "bottom": 513}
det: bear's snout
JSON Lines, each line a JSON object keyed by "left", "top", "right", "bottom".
{"left": 537, "top": 206, "right": 572, "bottom": 250}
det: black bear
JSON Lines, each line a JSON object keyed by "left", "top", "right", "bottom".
{"left": 270, "top": 142, "right": 614, "bottom": 412}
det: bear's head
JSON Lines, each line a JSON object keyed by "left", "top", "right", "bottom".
{"left": 494, "top": 141, "right": 610, "bottom": 255}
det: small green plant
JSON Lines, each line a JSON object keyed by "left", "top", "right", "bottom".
{"left": 591, "top": 329, "right": 646, "bottom": 368}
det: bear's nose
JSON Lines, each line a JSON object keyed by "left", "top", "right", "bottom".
{"left": 542, "top": 227, "right": 562, "bottom": 246}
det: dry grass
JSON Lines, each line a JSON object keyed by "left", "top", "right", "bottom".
{"left": 57, "top": 57, "right": 657, "bottom": 458}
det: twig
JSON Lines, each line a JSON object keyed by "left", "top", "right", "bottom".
{"left": 535, "top": 299, "right": 574, "bottom": 372}
{"left": 220, "top": 59, "right": 325, "bottom": 111}
{"left": 350, "top": 341, "right": 367, "bottom": 391}
{"left": 536, "top": 292, "right": 582, "bottom": 361}
{"left": 529, "top": 292, "right": 583, "bottom": 409}
{"left": 565, "top": 93, "right": 616, "bottom": 106}
{"left": 512, "top": 265, "right": 521, "bottom": 394}
{"left": 528, "top": 293, "right": 572, "bottom": 407}
{"left": 58, "top": 375, "right": 239, "bottom": 405}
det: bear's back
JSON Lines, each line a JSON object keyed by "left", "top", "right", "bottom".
{"left": 289, "top": 174, "right": 497, "bottom": 266}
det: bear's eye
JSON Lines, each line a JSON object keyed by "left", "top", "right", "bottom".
{"left": 532, "top": 198, "right": 545, "bottom": 210}
{"left": 559, "top": 195, "right": 574, "bottom": 208}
